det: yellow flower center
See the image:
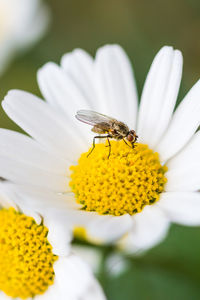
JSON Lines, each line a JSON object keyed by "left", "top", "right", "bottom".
{"left": 73, "top": 226, "right": 88, "bottom": 241}
{"left": 0, "top": 208, "right": 58, "bottom": 299}
{"left": 70, "top": 141, "right": 167, "bottom": 216}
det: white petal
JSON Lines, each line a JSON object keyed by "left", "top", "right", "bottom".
{"left": 78, "top": 280, "right": 106, "bottom": 300}
{"left": 45, "top": 215, "right": 72, "bottom": 256}
{"left": 83, "top": 212, "right": 133, "bottom": 244}
{"left": 0, "top": 292, "right": 14, "bottom": 300}
{"left": 167, "top": 131, "right": 200, "bottom": 170}
{"left": 10, "top": 184, "right": 79, "bottom": 212}
{"left": 19, "top": 205, "right": 42, "bottom": 225}
{"left": 0, "top": 128, "right": 68, "bottom": 175}
{"left": 119, "top": 204, "right": 170, "bottom": 252}
{"left": 165, "top": 131, "right": 200, "bottom": 191}
{"left": 95, "top": 44, "right": 138, "bottom": 128}
{"left": 72, "top": 245, "right": 102, "bottom": 274}
{"left": 0, "top": 181, "right": 42, "bottom": 224}
{"left": 2, "top": 90, "right": 85, "bottom": 161}
{"left": 54, "top": 255, "right": 106, "bottom": 300}
{"left": 61, "top": 48, "right": 97, "bottom": 109}
{"left": 0, "top": 184, "right": 72, "bottom": 254}
{"left": 55, "top": 209, "right": 133, "bottom": 244}
{"left": 37, "top": 62, "right": 93, "bottom": 144}
{"left": 155, "top": 79, "right": 200, "bottom": 161}
{"left": 137, "top": 46, "right": 173, "bottom": 139}
{"left": 165, "top": 166, "right": 200, "bottom": 192}
{"left": 137, "top": 46, "right": 183, "bottom": 148}
{"left": 158, "top": 192, "right": 200, "bottom": 226}
{"left": 35, "top": 278, "right": 63, "bottom": 300}
{"left": 38, "top": 62, "right": 88, "bottom": 110}
{"left": 0, "top": 155, "right": 69, "bottom": 192}
{"left": 0, "top": 181, "right": 18, "bottom": 209}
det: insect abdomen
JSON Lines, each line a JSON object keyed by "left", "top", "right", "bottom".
{"left": 91, "top": 122, "right": 110, "bottom": 134}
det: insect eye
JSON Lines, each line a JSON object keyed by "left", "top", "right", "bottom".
{"left": 127, "top": 134, "right": 134, "bottom": 142}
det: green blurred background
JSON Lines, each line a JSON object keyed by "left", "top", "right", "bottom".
{"left": 1, "top": 0, "right": 200, "bottom": 299}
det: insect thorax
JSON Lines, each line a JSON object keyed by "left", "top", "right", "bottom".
{"left": 112, "top": 122, "right": 129, "bottom": 136}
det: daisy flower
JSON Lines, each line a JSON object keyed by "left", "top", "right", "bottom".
{"left": 0, "top": 181, "right": 106, "bottom": 300}
{"left": 1, "top": 45, "right": 200, "bottom": 253}
{"left": 0, "top": 0, "right": 50, "bottom": 75}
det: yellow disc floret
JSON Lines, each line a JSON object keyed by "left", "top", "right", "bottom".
{"left": 0, "top": 208, "right": 58, "bottom": 299}
{"left": 70, "top": 141, "right": 167, "bottom": 216}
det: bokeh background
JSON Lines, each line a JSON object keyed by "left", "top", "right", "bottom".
{"left": 1, "top": 0, "right": 200, "bottom": 299}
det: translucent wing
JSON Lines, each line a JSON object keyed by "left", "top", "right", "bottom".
{"left": 75, "top": 110, "right": 115, "bottom": 126}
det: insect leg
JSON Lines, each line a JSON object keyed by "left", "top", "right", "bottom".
{"left": 87, "top": 136, "right": 96, "bottom": 157}
{"left": 87, "top": 135, "right": 110, "bottom": 157}
{"left": 132, "top": 140, "right": 138, "bottom": 149}
{"left": 107, "top": 137, "right": 111, "bottom": 159}
{"left": 123, "top": 139, "right": 132, "bottom": 148}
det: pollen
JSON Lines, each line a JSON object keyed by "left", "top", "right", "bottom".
{"left": 70, "top": 141, "right": 167, "bottom": 216}
{"left": 0, "top": 208, "right": 58, "bottom": 299}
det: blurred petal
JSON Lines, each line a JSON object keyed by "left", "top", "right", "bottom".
{"left": 15, "top": 0, "right": 50, "bottom": 50}
{"left": 0, "top": 0, "right": 50, "bottom": 75}
{"left": 105, "top": 253, "right": 129, "bottom": 277}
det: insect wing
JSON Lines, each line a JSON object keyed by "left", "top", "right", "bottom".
{"left": 76, "top": 110, "right": 115, "bottom": 126}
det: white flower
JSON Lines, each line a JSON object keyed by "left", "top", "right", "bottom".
{"left": 0, "top": 181, "right": 106, "bottom": 300}
{"left": 1, "top": 45, "right": 200, "bottom": 253}
{"left": 0, "top": 0, "right": 50, "bottom": 75}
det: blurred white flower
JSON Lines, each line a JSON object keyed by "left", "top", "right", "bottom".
{"left": 105, "top": 253, "right": 130, "bottom": 277}
{"left": 0, "top": 0, "right": 50, "bottom": 75}
{"left": 0, "top": 181, "right": 106, "bottom": 300}
{"left": 1, "top": 45, "right": 200, "bottom": 253}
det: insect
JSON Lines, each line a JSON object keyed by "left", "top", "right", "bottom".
{"left": 76, "top": 110, "right": 138, "bottom": 158}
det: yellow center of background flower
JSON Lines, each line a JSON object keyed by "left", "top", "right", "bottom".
{"left": 70, "top": 141, "right": 167, "bottom": 216}
{"left": 0, "top": 208, "right": 58, "bottom": 299}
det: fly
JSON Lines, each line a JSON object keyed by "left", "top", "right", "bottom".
{"left": 76, "top": 110, "right": 138, "bottom": 158}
